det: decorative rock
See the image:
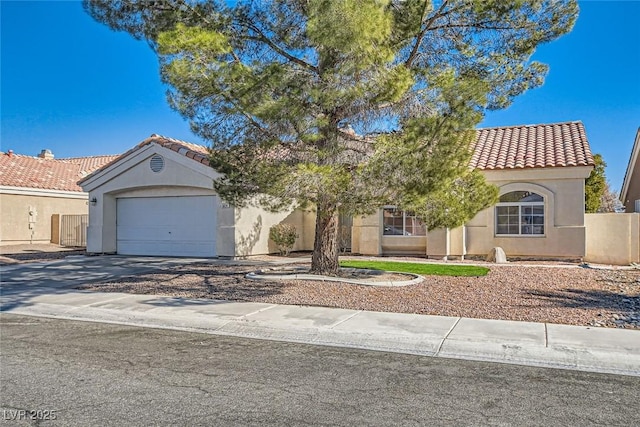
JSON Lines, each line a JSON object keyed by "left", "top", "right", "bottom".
{"left": 486, "top": 247, "right": 508, "bottom": 263}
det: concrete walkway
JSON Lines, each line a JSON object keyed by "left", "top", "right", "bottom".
{"left": 1, "top": 256, "right": 639, "bottom": 377}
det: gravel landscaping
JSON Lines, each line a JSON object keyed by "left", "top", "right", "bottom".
{"left": 75, "top": 259, "right": 640, "bottom": 330}
{"left": 3, "top": 245, "right": 637, "bottom": 330}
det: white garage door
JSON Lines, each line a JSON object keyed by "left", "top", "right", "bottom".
{"left": 116, "top": 196, "right": 217, "bottom": 257}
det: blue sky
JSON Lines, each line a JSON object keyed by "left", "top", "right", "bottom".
{"left": 1, "top": 1, "right": 639, "bottom": 191}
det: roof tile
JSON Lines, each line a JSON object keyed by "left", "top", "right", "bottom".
{"left": 77, "top": 134, "right": 212, "bottom": 185}
{"left": 0, "top": 152, "right": 118, "bottom": 192}
{"left": 78, "top": 122, "right": 595, "bottom": 186}
{"left": 470, "top": 121, "right": 594, "bottom": 170}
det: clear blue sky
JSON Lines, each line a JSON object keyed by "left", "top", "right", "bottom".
{"left": 1, "top": 1, "right": 639, "bottom": 192}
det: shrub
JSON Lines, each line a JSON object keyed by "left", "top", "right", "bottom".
{"left": 269, "top": 224, "right": 298, "bottom": 256}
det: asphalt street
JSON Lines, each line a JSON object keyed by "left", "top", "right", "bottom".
{"left": 1, "top": 314, "right": 639, "bottom": 426}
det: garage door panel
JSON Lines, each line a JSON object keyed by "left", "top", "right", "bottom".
{"left": 116, "top": 196, "right": 217, "bottom": 257}
{"left": 117, "top": 226, "right": 212, "bottom": 242}
{"left": 117, "top": 241, "right": 215, "bottom": 257}
{"left": 116, "top": 226, "right": 173, "bottom": 241}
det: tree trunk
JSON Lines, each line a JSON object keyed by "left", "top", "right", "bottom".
{"left": 311, "top": 202, "right": 339, "bottom": 275}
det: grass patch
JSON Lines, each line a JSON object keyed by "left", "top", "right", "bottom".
{"left": 340, "top": 260, "right": 489, "bottom": 277}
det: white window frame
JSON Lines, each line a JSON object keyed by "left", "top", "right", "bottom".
{"left": 382, "top": 207, "right": 426, "bottom": 237}
{"left": 495, "top": 195, "right": 545, "bottom": 237}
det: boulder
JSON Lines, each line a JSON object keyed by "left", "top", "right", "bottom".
{"left": 486, "top": 247, "right": 508, "bottom": 263}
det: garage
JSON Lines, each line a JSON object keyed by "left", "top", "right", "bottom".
{"left": 116, "top": 196, "right": 217, "bottom": 257}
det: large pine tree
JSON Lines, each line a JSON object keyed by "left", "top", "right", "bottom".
{"left": 85, "top": 0, "right": 578, "bottom": 274}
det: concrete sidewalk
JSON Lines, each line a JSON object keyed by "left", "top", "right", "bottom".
{"left": 2, "top": 286, "right": 639, "bottom": 377}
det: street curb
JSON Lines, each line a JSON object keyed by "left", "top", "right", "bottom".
{"left": 3, "top": 302, "right": 639, "bottom": 377}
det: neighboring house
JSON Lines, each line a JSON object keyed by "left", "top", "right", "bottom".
{"left": 0, "top": 149, "right": 118, "bottom": 245}
{"left": 620, "top": 127, "right": 640, "bottom": 213}
{"left": 80, "top": 121, "right": 594, "bottom": 260}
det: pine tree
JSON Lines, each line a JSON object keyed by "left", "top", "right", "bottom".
{"left": 85, "top": 0, "right": 578, "bottom": 274}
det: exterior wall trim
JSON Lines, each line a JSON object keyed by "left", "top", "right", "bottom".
{"left": 80, "top": 142, "right": 219, "bottom": 192}
{"left": 620, "top": 128, "right": 640, "bottom": 208}
{"left": 0, "top": 186, "right": 88, "bottom": 199}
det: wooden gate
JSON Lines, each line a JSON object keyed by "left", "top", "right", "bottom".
{"left": 57, "top": 214, "right": 88, "bottom": 247}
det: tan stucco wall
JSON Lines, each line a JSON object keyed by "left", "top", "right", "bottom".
{"left": 0, "top": 193, "right": 88, "bottom": 245}
{"left": 350, "top": 166, "right": 592, "bottom": 259}
{"left": 426, "top": 228, "right": 448, "bottom": 259}
{"left": 82, "top": 145, "right": 221, "bottom": 254}
{"left": 466, "top": 172, "right": 585, "bottom": 258}
{"left": 465, "top": 168, "right": 591, "bottom": 259}
{"left": 585, "top": 213, "right": 640, "bottom": 265}
{"left": 230, "top": 205, "right": 315, "bottom": 257}
{"left": 381, "top": 235, "right": 427, "bottom": 255}
{"left": 82, "top": 143, "right": 317, "bottom": 257}
{"left": 352, "top": 213, "right": 381, "bottom": 255}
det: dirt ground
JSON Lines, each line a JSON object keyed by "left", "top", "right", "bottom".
{"left": 0, "top": 244, "right": 85, "bottom": 265}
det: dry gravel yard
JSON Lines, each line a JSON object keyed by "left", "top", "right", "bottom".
{"left": 0, "top": 244, "right": 85, "bottom": 265}
{"left": 3, "top": 245, "right": 638, "bottom": 330}
{"left": 75, "top": 259, "right": 640, "bottom": 330}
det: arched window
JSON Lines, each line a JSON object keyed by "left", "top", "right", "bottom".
{"left": 495, "top": 191, "right": 544, "bottom": 236}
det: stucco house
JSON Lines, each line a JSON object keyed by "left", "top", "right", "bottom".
{"left": 620, "top": 127, "right": 640, "bottom": 213}
{"left": 80, "top": 120, "right": 594, "bottom": 260}
{"left": 78, "top": 136, "right": 316, "bottom": 257}
{"left": 355, "top": 121, "right": 595, "bottom": 260}
{"left": 0, "top": 149, "right": 117, "bottom": 245}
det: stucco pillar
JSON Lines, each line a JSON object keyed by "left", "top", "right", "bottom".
{"left": 426, "top": 228, "right": 449, "bottom": 259}
{"left": 352, "top": 213, "right": 381, "bottom": 255}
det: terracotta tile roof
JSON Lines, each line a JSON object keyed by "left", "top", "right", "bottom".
{"left": 0, "top": 152, "right": 118, "bottom": 192}
{"left": 139, "top": 134, "right": 211, "bottom": 165}
{"left": 79, "top": 122, "right": 596, "bottom": 186}
{"left": 77, "top": 134, "right": 212, "bottom": 185}
{"left": 471, "top": 121, "right": 595, "bottom": 170}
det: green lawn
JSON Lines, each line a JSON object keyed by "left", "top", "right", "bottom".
{"left": 339, "top": 260, "right": 489, "bottom": 277}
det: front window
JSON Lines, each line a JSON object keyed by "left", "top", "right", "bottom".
{"left": 495, "top": 191, "right": 544, "bottom": 236}
{"left": 383, "top": 208, "right": 426, "bottom": 236}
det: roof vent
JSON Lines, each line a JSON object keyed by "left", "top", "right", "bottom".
{"left": 150, "top": 154, "right": 165, "bottom": 173}
{"left": 38, "top": 149, "right": 54, "bottom": 159}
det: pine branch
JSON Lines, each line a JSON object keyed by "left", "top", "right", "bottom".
{"left": 241, "top": 21, "right": 318, "bottom": 73}
{"left": 404, "top": 0, "right": 451, "bottom": 68}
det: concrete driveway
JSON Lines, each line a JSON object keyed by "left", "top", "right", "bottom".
{"left": 0, "top": 255, "right": 222, "bottom": 311}
{"left": 2, "top": 255, "right": 214, "bottom": 287}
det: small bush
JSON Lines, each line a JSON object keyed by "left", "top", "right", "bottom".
{"left": 269, "top": 224, "right": 298, "bottom": 256}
